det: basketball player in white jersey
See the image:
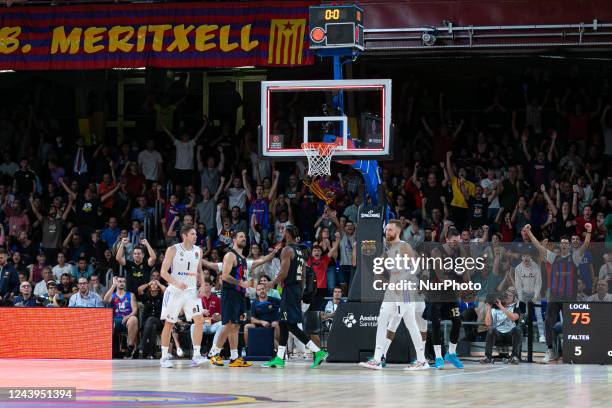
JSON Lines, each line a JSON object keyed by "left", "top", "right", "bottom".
{"left": 359, "top": 219, "right": 428, "bottom": 370}
{"left": 159, "top": 225, "right": 207, "bottom": 368}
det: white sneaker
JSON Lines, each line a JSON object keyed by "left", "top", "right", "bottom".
{"left": 359, "top": 359, "right": 383, "bottom": 370}
{"left": 541, "top": 349, "right": 556, "bottom": 364}
{"left": 191, "top": 354, "right": 208, "bottom": 367}
{"left": 160, "top": 357, "right": 174, "bottom": 368}
{"left": 539, "top": 335, "right": 546, "bottom": 343}
{"left": 404, "top": 360, "right": 430, "bottom": 371}
{"left": 176, "top": 348, "right": 185, "bottom": 358}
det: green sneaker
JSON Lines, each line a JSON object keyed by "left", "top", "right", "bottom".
{"left": 261, "top": 356, "right": 285, "bottom": 368}
{"left": 310, "top": 350, "right": 328, "bottom": 368}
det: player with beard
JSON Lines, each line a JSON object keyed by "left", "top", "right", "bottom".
{"left": 159, "top": 225, "right": 207, "bottom": 368}
{"left": 427, "top": 226, "right": 465, "bottom": 369}
{"left": 261, "top": 224, "right": 328, "bottom": 368}
{"left": 208, "top": 231, "right": 253, "bottom": 367}
{"left": 359, "top": 220, "right": 428, "bottom": 370}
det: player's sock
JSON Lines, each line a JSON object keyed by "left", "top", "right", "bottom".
{"left": 208, "top": 345, "right": 220, "bottom": 357}
{"left": 374, "top": 343, "right": 385, "bottom": 362}
{"left": 230, "top": 349, "right": 239, "bottom": 360}
{"left": 193, "top": 346, "right": 201, "bottom": 356}
{"left": 306, "top": 341, "right": 320, "bottom": 353}
{"left": 449, "top": 342, "right": 457, "bottom": 355}
{"left": 381, "top": 337, "right": 392, "bottom": 358}
{"left": 434, "top": 345, "right": 442, "bottom": 359}
{"left": 161, "top": 347, "right": 169, "bottom": 359}
{"left": 277, "top": 346, "right": 287, "bottom": 359}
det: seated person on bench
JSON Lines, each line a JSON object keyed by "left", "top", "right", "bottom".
{"left": 481, "top": 288, "right": 522, "bottom": 365}
{"left": 244, "top": 283, "right": 280, "bottom": 348}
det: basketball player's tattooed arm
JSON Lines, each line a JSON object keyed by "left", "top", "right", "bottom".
{"left": 160, "top": 246, "right": 187, "bottom": 290}
{"left": 270, "top": 246, "right": 291, "bottom": 288}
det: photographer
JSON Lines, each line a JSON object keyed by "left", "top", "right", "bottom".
{"left": 481, "top": 288, "right": 522, "bottom": 364}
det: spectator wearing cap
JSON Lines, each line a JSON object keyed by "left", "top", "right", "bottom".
{"left": 13, "top": 281, "right": 43, "bottom": 307}
{"left": 41, "top": 280, "right": 65, "bottom": 307}
{"left": 33, "top": 266, "right": 55, "bottom": 297}
{"left": 69, "top": 276, "right": 104, "bottom": 308}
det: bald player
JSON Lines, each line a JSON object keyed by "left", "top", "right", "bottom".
{"left": 360, "top": 219, "right": 428, "bottom": 370}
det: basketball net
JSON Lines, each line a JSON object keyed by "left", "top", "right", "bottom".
{"left": 301, "top": 142, "right": 339, "bottom": 205}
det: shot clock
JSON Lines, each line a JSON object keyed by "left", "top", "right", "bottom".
{"left": 562, "top": 303, "right": 612, "bottom": 365}
{"left": 309, "top": 4, "right": 364, "bottom": 50}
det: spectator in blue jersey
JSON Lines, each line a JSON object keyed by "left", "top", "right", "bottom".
{"left": 523, "top": 223, "right": 592, "bottom": 364}
{"left": 104, "top": 276, "right": 139, "bottom": 359}
{"left": 244, "top": 282, "right": 281, "bottom": 347}
{"left": 245, "top": 170, "right": 279, "bottom": 242}
{"left": 69, "top": 276, "right": 104, "bottom": 308}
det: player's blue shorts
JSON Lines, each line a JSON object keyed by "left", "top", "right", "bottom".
{"left": 221, "top": 288, "right": 246, "bottom": 324}
{"left": 281, "top": 284, "right": 303, "bottom": 324}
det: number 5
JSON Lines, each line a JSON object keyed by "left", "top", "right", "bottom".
{"left": 575, "top": 346, "right": 582, "bottom": 356}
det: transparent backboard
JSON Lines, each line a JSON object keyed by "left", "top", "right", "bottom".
{"left": 259, "top": 79, "right": 392, "bottom": 160}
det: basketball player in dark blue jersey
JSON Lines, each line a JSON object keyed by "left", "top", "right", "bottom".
{"left": 261, "top": 225, "right": 328, "bottom": 368}
{"left": 208, "top": 231, "right": 253, "bottom": 367}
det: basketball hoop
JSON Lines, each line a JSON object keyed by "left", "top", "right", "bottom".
{"left": 301, "top": 142, "right": 338, "bottom": 177}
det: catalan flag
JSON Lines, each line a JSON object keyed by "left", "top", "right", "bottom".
{"left": 268, "top": 19, "right": 307, "bottom": 65}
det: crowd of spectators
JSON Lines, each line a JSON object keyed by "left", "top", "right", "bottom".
{"left": 0, "top": 63, "right": 610, "bottom": 361}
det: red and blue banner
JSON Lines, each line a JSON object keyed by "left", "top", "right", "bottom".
{"left": 0, "top": 1, "right": 314, "bottom": 70}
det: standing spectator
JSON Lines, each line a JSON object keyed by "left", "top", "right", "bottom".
{"left": 138, "top": 139, "right": 164, "bottom": 183}
{"left": 338, "top": 221, "right": 356, "bottom": 294}
{"left": 104, "top": 276, "right": 139, "bottom": 358}
{"left": 0, "top": 249, "right": 19, "bottom": 300}
{"left": 69, "top": 276, "right": 104, "bottom": 308}
{"left": 13, "top": 158, "right": 36, "bottom": 198}
{"left": 4, "top": 199, "right": 30, "bottom": 238}
{"left": 343, "top": 195, "right": 361, "bottom": 224}
{"left": 60, "top": 177, "right": 118, "bottom": 237}
{"left": 29, "top": 194, "right": 72, "bottom": 260}
{"left": 162, "top": 119, "right": 207, "bottom": 186}
{"left": 131, "top": 195, "right": 154, "bottom": 223}
{"left": 446, "top": 151, "right": 475, "bottom": 229}
{"left": 122, "top": 162, "right": 145, "bottom": 197}
{"left": 101, "top": 217, "right": 121, "bottom": 249}
{"left": 116, "top": 238, "right": 156, "bottom": 301}
{"left": 138, "top": 278, "right": 165, "bottom": 359}
{"left": 481, "top": 167, "right": 500, "bottom": 222}
{"left": 499, "top": 166, "right": 522, "bottom": 212}
{"left": 0, "top": 151, "right": 19, "bottom": 180}
{"left": 571, "top": 234, "right": 595, "bottom": 295}
{"left": 524, "top": 223, "right": 592, "bottom": 363}
{"left": 197, "top": 145, "right": 225, "bottom": 194}
{"left": 15, "top": 233, "right": 36, "bottom": 267}
{"left": 224, "top": 173, "right": 248, "bottom": 213}
{"left": 196, "top": 181, "right": 224, "bottom": 240}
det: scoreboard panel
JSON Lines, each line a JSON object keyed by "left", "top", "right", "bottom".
{"left": 562, "top": 302, "right": 612, "bottom": 365}
{"left": 309, "top": 4, "right": 364, "bottom": 50}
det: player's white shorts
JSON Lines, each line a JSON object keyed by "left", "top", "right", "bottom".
{"left": 161, "top": 286, "right": 203, "bottom": 323}
{"left": 387, "top": 301, "right": 427, "bottom": 332}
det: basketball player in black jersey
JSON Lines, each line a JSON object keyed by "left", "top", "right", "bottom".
{"left": 208, "top": 231, "right": 253, "bottom": 367}
{"left": 262, "top": 225, "right": 328, "bottom": 368}
{"left": 428, "top": 226, "right": 465, "bottom": 369}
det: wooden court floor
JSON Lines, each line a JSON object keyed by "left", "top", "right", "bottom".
{"left": 0, "top": 359, "right": 610, "bottom": 407}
